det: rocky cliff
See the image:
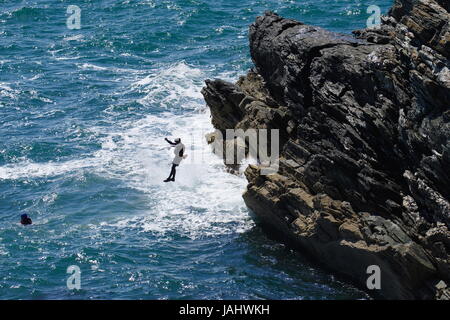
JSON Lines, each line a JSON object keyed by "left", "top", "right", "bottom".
{"left": 201, "top": 0, "right": 449, "bottom": 299}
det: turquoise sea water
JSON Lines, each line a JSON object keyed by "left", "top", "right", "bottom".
{"left": 0, "top": 0, "right": 391, "bottom": 299}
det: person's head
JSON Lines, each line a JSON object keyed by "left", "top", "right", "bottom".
{"left": 20, "top": 214, "right": 32, "bottom": 225}
{"left": 175, "top": 138, "right": 181, "bottom": 144}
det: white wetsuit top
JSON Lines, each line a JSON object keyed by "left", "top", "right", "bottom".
{"left": 172, "top": 143, "right": 185, "bottom": 165}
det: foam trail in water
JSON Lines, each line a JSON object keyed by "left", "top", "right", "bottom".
{"left": 94, "top": 109, "right": 253, "bottom": 239}
{"left": 132, "top": 61, "right": 207, "bottom": 109}
{"left": 98, "top": 62, "right": 252, "bottom": 238}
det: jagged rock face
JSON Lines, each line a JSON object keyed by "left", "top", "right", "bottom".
{"left": 202, "top": 0, "right": 449, "bottom": 299}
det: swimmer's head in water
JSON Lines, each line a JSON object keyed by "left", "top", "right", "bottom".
{"left": 20, "top": 214, "right": 32, "bottom": 225}
{"left": 175, "top": 138, "right": 181, "bottom": 143}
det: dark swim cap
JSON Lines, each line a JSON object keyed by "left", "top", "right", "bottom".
{"left": 21, "top": 214, "right": 28, "bottom": 219}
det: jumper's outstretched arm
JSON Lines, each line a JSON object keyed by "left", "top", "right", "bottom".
{"left": 165, "top": 138, "right": 176, "bottom": 146}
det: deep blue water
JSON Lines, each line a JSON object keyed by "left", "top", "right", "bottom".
{"left": 0, "top": 0, "right": 391, "bottom": 299}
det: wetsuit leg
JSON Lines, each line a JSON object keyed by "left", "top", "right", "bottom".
{"left": 167, "top": 164, "right": 174, "bottom": 180}
{"left": 170, "top": 164, "right": 177, "bottom": 180}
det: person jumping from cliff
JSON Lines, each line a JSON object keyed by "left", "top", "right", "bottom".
{"left": 164, "top": 137, "right": 186, "bottom": 182}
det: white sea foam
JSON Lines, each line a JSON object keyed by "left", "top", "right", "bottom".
{"left": 75, "top": 62, "right": 146, "bottom": 78}
{"left": 28, "top": 74, "right": 42, "bottom": 81}
{"left": 0, "top": 82, "right": 19, "bottom": 99}
{"left": 77, "top": 63, "right": 109, "bottom": 71}
{"left": 52, "top": 55, "right": 82, "bottom": 61}
{"left": 102, "top": 63, "right": 253, "bottom": 238}
{"left": 133, "top": 61, "right": 205, "bottom": 109}
{"left": 63, "top": 34, "right": 85, "bottom": 42}
{"left": 0, "top": 159, "right": 93, "bottom": 180}
{"left": 0, "top": 62, "right": 253, "bottom": 239}
{"left": 92, "top": 108, "right": 252, "bottom": 239}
